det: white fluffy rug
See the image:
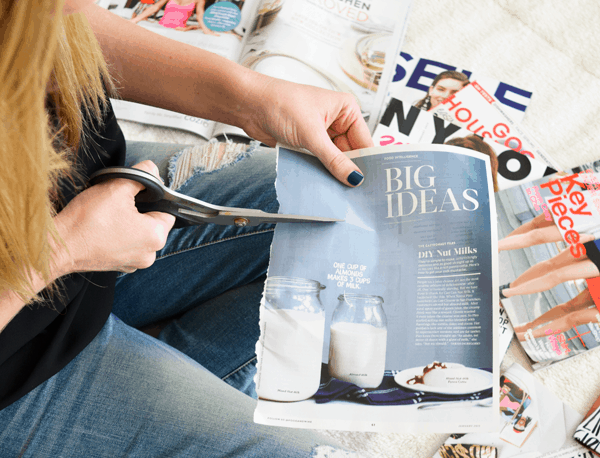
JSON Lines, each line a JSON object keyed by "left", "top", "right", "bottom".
{"left": 118, "top": 1, "right": 600, "bottom": 456}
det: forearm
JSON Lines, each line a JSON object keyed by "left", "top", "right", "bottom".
{"left": 0, "top": 219, "right": 73, "bottom": 333}
{"left": 82, "top": 2, "right": 262, "bottom": 129}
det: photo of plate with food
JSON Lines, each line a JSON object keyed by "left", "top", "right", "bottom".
{"left": 394, "top": 362, "right": 493, "bottom": 395}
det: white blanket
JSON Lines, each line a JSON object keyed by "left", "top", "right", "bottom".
{"left": 118, "top": 1, "right": 600, "bottom": 456}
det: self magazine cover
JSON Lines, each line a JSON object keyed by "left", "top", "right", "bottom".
{"left": 387, "top": 52, "right": 533, "bottom": 124}
{"left": 253, "top": 144, "right": 498, "bottom": 433}
{"left": 496, "top": 163, "right": 600, "bottom": 370}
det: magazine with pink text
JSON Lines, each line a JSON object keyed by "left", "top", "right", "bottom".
{"left": 429, "top": 81, "right": 560, "bottom": 170}
{"left": 497, "top": 163, "right": 600, "bottom": 370}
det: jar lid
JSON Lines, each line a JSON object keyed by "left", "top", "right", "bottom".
{"left": 337, "top": 293, "right": 384, "bottom": 304}
{"left": 265, "top": 276, "right": 325, "bottom": 291}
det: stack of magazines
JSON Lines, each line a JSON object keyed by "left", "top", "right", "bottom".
{"left": 98, "top": 0, "right": 600, "bottom": 453}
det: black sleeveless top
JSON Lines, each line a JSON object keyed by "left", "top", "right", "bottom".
{"left": 0, "top": 97, "right": 126, "bottom": 411}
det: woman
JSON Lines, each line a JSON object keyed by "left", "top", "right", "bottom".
{"left": 499, "top": 376, "right": 529, "bottom": 422}
{"left": 131, "top": 0, "right": 217, "bottom": 33}
{"left": 0, "top": 0, "right": 369, "bottom": 456}
{"left": 499, "top": 245, "right": 599, "bottom": 299}
{"left": 414, "top": 70, "right": 469, "bottom": 111}
{"left": 514, "top": 287, "right": 599, "bottom": 340}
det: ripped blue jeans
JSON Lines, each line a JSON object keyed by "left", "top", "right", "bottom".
{"left": 114, "top": 140, "right": 276, "bottom": 398}
{"left": 0, "top": 141, "right": 353, "bottom": 458}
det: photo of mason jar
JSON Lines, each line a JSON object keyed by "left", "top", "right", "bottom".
{"left": 338, "top": 32, "right": 390, "bottom": 92}
{"left": 328, "top": 293, "right": 387, "bottom": 389}
{"left": 255, "top": 276, "right": 326, "bottom": 402}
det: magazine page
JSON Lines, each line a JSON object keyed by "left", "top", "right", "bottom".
{"left": 253, "top": 144, "right": 498, "bottom": 433}
{"left": 373, "top": 96, "right": 557, "bottom": 192}
{"left": 574, "top": 394, "right": 600, "bottom": 456}
{"left": 96, "top": 0, "right": 262, "bottom": 139}
{"left": 432, "top": 363, "right": 590, "bottom": 458}
{"left": 388, "top": 53, "right": 533, "bottom": 123}
{"left": 499, "top": 303, "right": 514, "bottom": 361}
{"left": 212, "top": 0, "right": 414, "bottom": 139}
{"left": 497, "top": 163, "right": 600, "bottom": 370}
{"left": 428, "top": 82, "right": 561, "bottom": 170}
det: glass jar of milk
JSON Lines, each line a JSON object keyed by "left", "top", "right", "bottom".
{"left": 328, "top": 294, "right": 387, "bottom": 388}
{"left": 255, "top": 277, "right": 326, "bottom": 402}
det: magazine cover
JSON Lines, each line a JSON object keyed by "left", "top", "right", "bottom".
{"left": 497, "top": 164, "right": 600, "bottom": 370}
{"left": 387, "top": 53, "right": 533, "bottom": 123}
{"left": 429, "top": 81, "right": 560, "bottom": 170}
{"left": 96, "top": 0, "right": 414, "bottom": 139}
{"left": 372, "top": 95, "right": 557, "bottom": 192}
{"left": 432, "top": 363, "right": 591, "bottom": 458}
{"left": 253, "top": 144, "right": 498, "bottom": 433}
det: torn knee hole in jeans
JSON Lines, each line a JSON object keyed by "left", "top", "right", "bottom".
{"left": 167, "top": 139, "right": 260, "bottom": 191}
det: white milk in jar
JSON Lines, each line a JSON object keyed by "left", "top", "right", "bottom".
{"left": 256, "top": 307, "right": 325, "bottom": 401}
{"left": 328, "top": 294, "right": 387, "bottom": 388}
{"left": 328, "top": 322, "right": 387, "bottom": 388}
{"left": 255, "top": 277, "right": 326, "bottom": 402}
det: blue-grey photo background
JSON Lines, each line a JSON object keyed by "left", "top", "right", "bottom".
{"left": 268, "top": 147, "right": 493, "bottom": 370}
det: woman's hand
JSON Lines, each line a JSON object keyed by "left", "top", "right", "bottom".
{"left": 240, "top": 75, "right": 373, "bottom": 187}
{"left": 54, "top": 161, "right": 176, "bottom": 276}
{"left": 81, "top": 3, "right": 371, "bottom": 186}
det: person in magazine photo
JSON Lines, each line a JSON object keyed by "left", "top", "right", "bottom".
{"left": 130, "top": 0, "right": 221, "bottom": 34}
{"left": 413, "top": 70, "right": 469, "bottom": 111}
{"left": 498, "top": 243, "right": 600, "bottom": 298}
{"left": 498, "top": 171, "right": 600, "bottom": 299}
{"left": 496, "top": 169, "right": 600, "bottom": 366}
{"left": 499, "top": 375, "right": 530, "bottom": 424}
{"left": 513, "top": 287, "right": 600, "bottom": 340}
{"left": 445, "top": 135, "right": 499, "bottom": 192}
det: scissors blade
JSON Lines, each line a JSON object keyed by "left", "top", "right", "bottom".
{"left": 178, "top": 208, "right": 343, "bottom": 227}
{"left": 89, "top": 166, "right": 343, "bottom": 227}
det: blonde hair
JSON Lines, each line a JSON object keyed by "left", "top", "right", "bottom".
{"left": 0, "top": 0, "right": 116, "bottom": 301}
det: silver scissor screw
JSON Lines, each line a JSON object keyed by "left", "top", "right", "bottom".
{"left": 234, "top": 218, "right": 249, "bottom": 227}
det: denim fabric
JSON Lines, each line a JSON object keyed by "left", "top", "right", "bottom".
{"left": 0, "top": 141, "right": 350, "bottom": 457}
{"left": 114, "top": 141, "right": 278, "bottom": 397}
{"left": 0, "top": 315, "right": 343, "bottom": 457}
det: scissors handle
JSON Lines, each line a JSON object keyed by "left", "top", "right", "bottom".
{"left": 89, "top": 167, "right": 199, "bottom": 228}
{"left": 89, "top": 168, "right": 166, "bottom": 202}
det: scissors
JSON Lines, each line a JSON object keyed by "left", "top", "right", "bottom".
{"left": 89, "top": 166, "right": 343, "bottom": 228}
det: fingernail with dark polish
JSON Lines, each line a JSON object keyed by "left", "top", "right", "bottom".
{"left": 347, "top": 171, "right": 364, "bottom": 186}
